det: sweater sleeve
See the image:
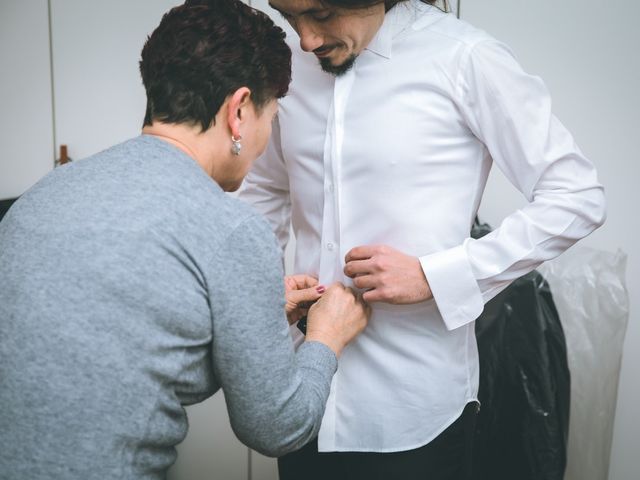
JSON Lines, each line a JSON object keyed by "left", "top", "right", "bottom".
{"left": 208, "top": 213, "right": 336, "bottom": 457}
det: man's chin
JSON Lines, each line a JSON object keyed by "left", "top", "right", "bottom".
{"left": 319, "top": 54, "right": 358, "bottom": 76}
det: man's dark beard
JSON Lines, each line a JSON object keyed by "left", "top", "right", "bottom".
{"left": 319, "top": 54, "right": 358, "bottom": 76}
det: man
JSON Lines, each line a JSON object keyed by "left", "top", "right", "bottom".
{"left": 239, "top": 0, "right": 606, "bottom": 479}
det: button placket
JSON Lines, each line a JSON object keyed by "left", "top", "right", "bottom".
{"left": 317, "top": 70, "right": 356, "bottom": 450}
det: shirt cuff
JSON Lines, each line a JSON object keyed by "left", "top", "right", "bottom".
{"left": 290, "top": 323, "right": 305, "bottom": 349}
{"left": 419, "top": 240, "right": 484, "bottom": 330}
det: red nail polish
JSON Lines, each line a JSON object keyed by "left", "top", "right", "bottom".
{"left": 316, "top": 285, "right": 326, "bottom": 294}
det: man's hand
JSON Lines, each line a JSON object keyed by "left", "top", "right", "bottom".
{"left": 344, "top": 245, "right": 433, "bottom": 304}
{"left": 285, "top": 274, "right": 325, "bottom": 325}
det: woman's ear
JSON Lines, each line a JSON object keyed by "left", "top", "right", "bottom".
{"left": 227, "top": 87, "right": 252, "bottom": 139}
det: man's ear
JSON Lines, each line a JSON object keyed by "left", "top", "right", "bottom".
{"left": 227, "top": 87, "right": 252, "bottom": 139}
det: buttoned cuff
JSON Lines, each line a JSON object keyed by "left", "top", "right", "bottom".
{"left": 419, "top": 241, "right": 484, "bottom": 330}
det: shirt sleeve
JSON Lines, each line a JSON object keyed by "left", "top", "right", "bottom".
{"left": 237, "top": 115, "right": 292, "bottom": 254}
{"left": 208, "top": 214, "right": 337, "bottom": 457}
{"left": 420, "top": 39, "right": 606, "bottom": 331}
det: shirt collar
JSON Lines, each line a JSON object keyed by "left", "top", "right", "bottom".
{"left": 365, "top": 1, "right": 437, "bottom": 59}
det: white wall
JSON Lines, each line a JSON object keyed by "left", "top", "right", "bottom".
{"left": 0, "top": 0, "right": 54, "bottom": 199}
{"left": 50, "top": 0, "right": 181, "bottom": 160}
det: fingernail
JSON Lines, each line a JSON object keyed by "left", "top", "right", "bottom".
{"left": 316, "top": 285, "right": 326, "bottom": 294}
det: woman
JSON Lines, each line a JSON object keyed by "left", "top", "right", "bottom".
{"left": 0, "top": 1, "right": 369, "bottom": 479}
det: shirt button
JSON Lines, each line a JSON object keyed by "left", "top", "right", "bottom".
{"left": 327, "top": 243, "right": 334, "bottom": 251}
{"left": 327, "top": 183, "right": 334, "bottom": 192}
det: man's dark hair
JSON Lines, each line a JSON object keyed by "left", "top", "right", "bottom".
{"left": 320, "top": 0, "right": 441, "bottom": 9}
{"left": 140, "top": 0, "right": 291, "bottom": 132}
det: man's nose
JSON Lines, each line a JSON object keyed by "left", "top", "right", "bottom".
{"left": 296, "top": 19, "right": 323, "bottom": 52}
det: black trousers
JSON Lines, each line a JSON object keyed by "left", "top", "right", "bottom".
{"left": 278, "top": 402, "right": 479, "bottom": 480}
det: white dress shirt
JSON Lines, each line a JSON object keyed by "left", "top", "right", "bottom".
{"left": 239, "top": 1, "right": 605, "bottom": 452}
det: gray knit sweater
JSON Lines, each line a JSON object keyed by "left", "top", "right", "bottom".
{"left": 0, "top": 135, "right": 336, "bottom": 479}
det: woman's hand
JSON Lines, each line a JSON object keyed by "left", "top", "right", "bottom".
{"left": 285, "top": 274, "right": 325, "bottom": 325}
{"left": 305, "top": 283, "right": 371, "bottom": 357}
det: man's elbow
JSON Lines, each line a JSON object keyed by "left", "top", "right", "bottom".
{"left": 586, "top": 186, "right": 607, "bottom": 231}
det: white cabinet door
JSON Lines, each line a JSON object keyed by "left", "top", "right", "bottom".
{"left": 49, "top": 2, "right": 249, "bottom": 479}
{"left": 50, "top": 0, "right": 180, "bottom": 160}
{"left": 0, "top": 0, "right": 54, "bottom": 199}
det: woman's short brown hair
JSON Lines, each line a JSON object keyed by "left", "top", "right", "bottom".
{"left": 140, "top": 0, "right": 291, "bottom": 132}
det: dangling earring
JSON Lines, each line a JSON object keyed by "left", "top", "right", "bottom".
{"left": 231, "top": 135, "right": 242, "bottom": 156}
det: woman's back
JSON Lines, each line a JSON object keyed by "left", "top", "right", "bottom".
{"left": 0, "top": 135, "right": 300, "bottom": 478}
